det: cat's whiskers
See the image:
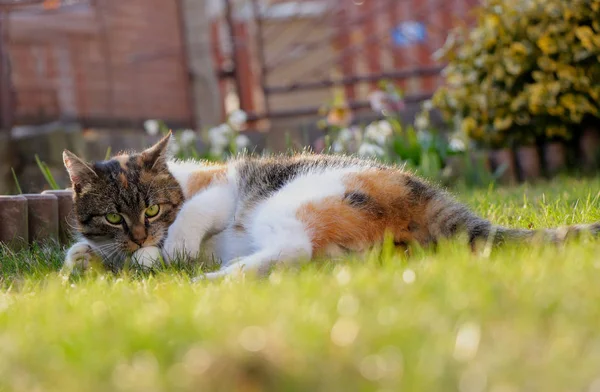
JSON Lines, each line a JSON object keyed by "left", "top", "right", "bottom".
{"left": 103, "top": 247, "right": 124, "bottom": 264}
{"left": 65, "top": 219, "right": 83, "bottom": 232}
{"left": 93, "top": 243, "right": 113, "bottom": 253}
{"left": 94, "top": 243, "right": 121, "bottom": 260}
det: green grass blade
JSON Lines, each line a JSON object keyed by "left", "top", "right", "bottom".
{"left": 104, "top": 147, "right": 112, "bottom": 161}
{"left": 35, "top": 154, "right": 60, "bottom": 190}
{"left": 10, "top": 167, "right": 22, "bottom": 194}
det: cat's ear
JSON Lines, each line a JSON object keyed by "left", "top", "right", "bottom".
{"left": 63, "top": 150, "right": 97, "bottom": 193}
{"left": 141, "top": 131, "right": 172, "bottom": 170}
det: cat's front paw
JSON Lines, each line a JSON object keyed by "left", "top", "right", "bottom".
{"left": 162, "top": 223, "right": 201, "bottom": 262}
{"left": 196, "top": 259, "right": 247, "bottom": 281}
{"left": 63, "top": 242, "right": 97, "bottom": 271}
{"left": 132, "top": 246, "right": 163, "bottom": 268}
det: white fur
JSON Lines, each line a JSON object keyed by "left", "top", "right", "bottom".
{"left": 164, "top": 164, "right": 364, "bottom": 279}
{"left": 162, "top": 180, "right": 238, "bottom": 261}
{"left": 132, "top": 246, "right": 163, "bottom": 268}
{"left": 63, "top": 241, "right": 95, "bottom": 270}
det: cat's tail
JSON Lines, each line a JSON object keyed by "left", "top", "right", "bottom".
{"left": 493, "top": 223, "right": 600, "bottom": 244}
{"left": 424, "top": 193, "right": 600, "bottom": 247}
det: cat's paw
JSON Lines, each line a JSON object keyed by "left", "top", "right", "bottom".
{"left": 162, "top": 224, "right": 201, "bottom": 262}
{"left": 161, "top": 238, "right": 181, "bottom": 262}
{"left": 196, "top": 262, "right": 247, "bottom": 281}
{"left": 63, "top": 242, "right": 96, "bottom": 271}
{"left": 193, "top": 270, "right": 230, "bottom": 282}
{"left": 132, "top": 246, "right": 163, "bottom": 268}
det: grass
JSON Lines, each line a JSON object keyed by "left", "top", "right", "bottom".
{"left": 2, "top": 177, "right": 600, "bottom": 391}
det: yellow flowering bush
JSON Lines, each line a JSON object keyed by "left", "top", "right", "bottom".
{"left": 433, "top": 0, "right": 600, "bottom": 147}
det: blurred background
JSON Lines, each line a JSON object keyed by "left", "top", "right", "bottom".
{"left": 0, "top": 0, "right": 598, "bottom": 193}
{"left": 0, "top": 0, "right": 476, "bottom": 192}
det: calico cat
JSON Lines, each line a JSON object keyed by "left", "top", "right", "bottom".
{"left": 63, "top": 132, "right": 600, "bottom": 279}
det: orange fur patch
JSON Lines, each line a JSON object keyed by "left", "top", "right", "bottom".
{"left": 296, "top": 196, "right": 384, "bottom": 256}
{"left": 119, "top": 172, "right": 128, "bottom": 188}
{"left": 296, "top": 170, "right": 433, "bottom": 255}
{"left": 114, "top": 155, "right": 129, "bottom": 170}
{"left": 185, "top": 165, "right": 227, "bottom": 198}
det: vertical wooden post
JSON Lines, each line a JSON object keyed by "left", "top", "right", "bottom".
{"left": 42, "top": 189, "right": 74, "bottom": 245}
{"left": 233, "top": 21, "right": 256, "bottom": 114}
{"left": 363, "top": 0, "right": 381, "bottom": 90}
{"left": 211, "top": 20, "right": 227, "bottom": 121}
{"left": 333, "top": 5, "right": 355, "bottom": 101}
{"left": 389, "top": 1, "right": 408, "bottom": 92}
{"left": 23, "top": 194, "right": 59, "bottom": 244}
{"left": 250, "top": 0, "right": 269, "bottom": 117}
{"left": 224, "top": 0, "right": 248, "bottom": 111}
{"left": 175, "top": 0, "right": 197, "bottom": 129}
{"left": 414, "top": 0, "right": 435, "bottom": 94}
{"left": 0, "top": 10, "right": 13, "bottom": 131}
{"left": 0, "top": 196, "right": 28, "bottom": 250}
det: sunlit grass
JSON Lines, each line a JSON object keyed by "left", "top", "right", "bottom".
{"left": 1, "top": 177, "right": 600, "bottom": 391}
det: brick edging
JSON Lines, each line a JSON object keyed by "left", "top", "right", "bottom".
{"left": 0, "top": 189, "right": 75, "bottom": 250}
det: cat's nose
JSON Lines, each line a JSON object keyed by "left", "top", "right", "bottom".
{"left": 131, "top": 224, "right": 147, "bottom": 246}
{"left": 132, "top": 238, "right": 145, "bottom": 247}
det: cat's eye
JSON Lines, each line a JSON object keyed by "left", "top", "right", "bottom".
{"left": 145, "top": 204, "right": 160, "bottom": 218}
{"left": 106, "top": 213, "right": 123, "bottom": 225}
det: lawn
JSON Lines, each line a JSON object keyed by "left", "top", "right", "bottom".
{"left": 2, "top": 177, "right": 600, "bottom": 391}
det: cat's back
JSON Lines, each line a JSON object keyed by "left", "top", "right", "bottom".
{"left": 231, "top": 153, "right": 389, "bottom": 203}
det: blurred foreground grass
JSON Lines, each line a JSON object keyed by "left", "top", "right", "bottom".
{"left": 1, "top": 177, "right": 600, "bottom": 391}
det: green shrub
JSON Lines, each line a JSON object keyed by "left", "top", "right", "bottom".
{"left": 432, "top": 0, "right": 600, "bottom": 148}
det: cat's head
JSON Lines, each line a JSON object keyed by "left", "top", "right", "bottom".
{"left": 63, "top": 133, "right": 184, "bottom": 267}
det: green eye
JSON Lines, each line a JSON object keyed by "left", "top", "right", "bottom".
{"left": 106, "top": 213, "right": 123, "bottom": 225}
{"left": 145, "top": 204, "right": 160, "bottom": 218}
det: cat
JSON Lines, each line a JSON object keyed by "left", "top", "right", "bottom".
{"left": 63, "top": 132, "right": 600, "bottom": 279}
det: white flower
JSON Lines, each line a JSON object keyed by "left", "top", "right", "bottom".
{"left": 449, "top": 138, "right": 466, "bottom": 152}
{"left": 357, "top": 143, "right": 385, "bottom": 157}
{"left": 332, "top": 141, "right": 345, "bottom": 153}
{"left": 220, "top": 123, "right": 234, "bottom": 136}
{"left": 228, "top": 110, "right": 248, "bottom": 130}
{"left": 376, "top": 120, "right": 393, "bottom": 136}
{"left": 235, "top": 134, "right": 251, "bottom": 150}
{"left": 144, "top": 119, "right": 160, "bottom": 136}
{"left": 331, "top": 127, "right": 362, "bottom": 154}
{"left": 368, "top": 91, "right": 387, "bottom": 113}
{"left": 423, "top": 100, "right": 434, "bottom": 111}
{"left": 365, "top": 128, "right": 386, "bottom": 146}
{"left": 180, "top": 129, "right": 196, "bottom": 146}
{"left": 208, "top": 124, "right": 231, "bottom": 150}
{"left": 365, "top": 121, "right": 393, "bottom": 146}
{"left": 337, "top": 128, "right": 353, "bottom": 143}
{"left": 339, "top": 126, "right": 362, "bottom": 143}
{"left": 415, "top": 113, "right": 429, "bottom": 131}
